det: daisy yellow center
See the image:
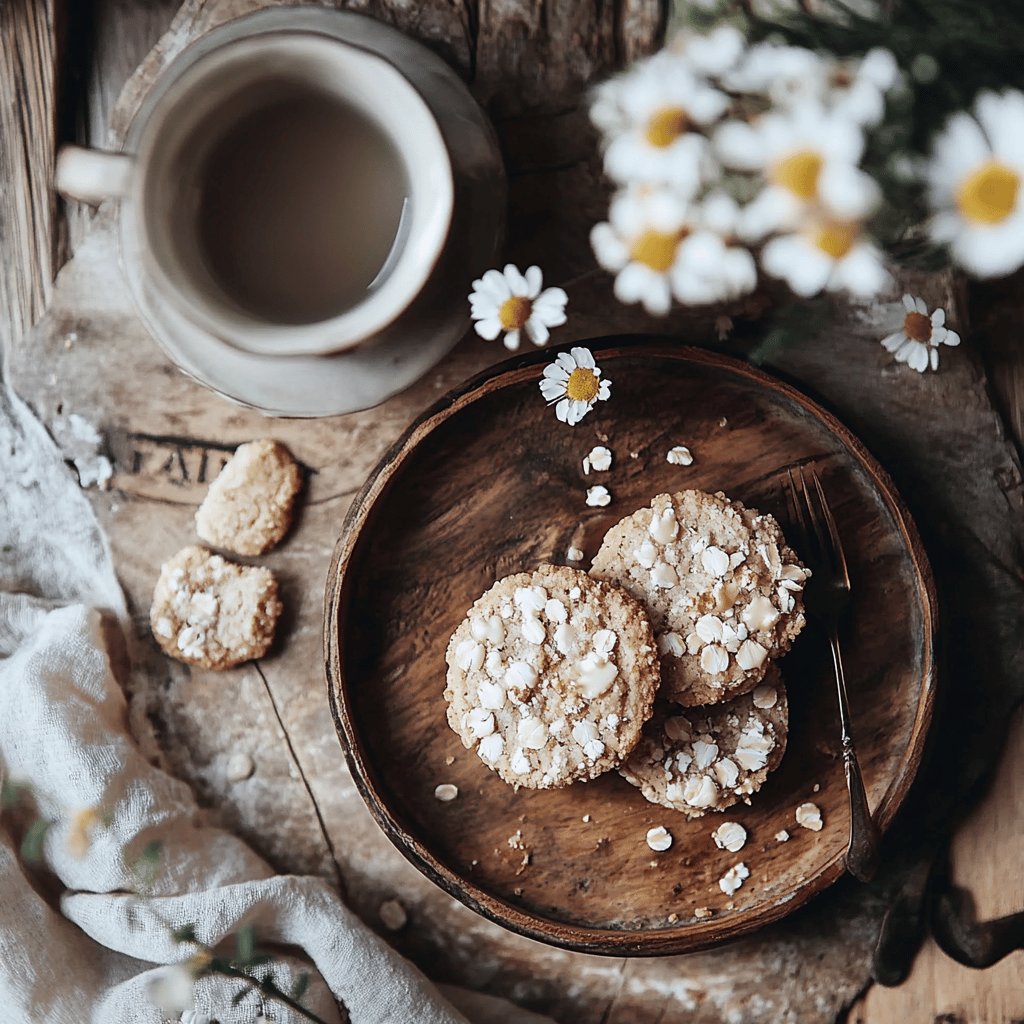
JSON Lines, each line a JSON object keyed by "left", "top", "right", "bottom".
{"left": 773, "top": 150, "right": 824, "bottom": 201}
{"left": 630, "top": 228, "right": 688, "bottom": 272}
{"left": 498, "top": 296, "right": 533, "bottom": 330}
{"left": 812, "top": 220, "right": 859, "bottom": 259}
{"left": 956, "top": 161, "right": 1020, "bottom": 224}
{"left": 904, "top": 311, "right": 932, "bottom": 342}
{"left": 645, "top": 106, "right": 689, "bottom": 148}
{"left": 566, "top": 367, "right": 600, "bottom": 402}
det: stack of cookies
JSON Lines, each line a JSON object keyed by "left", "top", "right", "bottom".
{"left": 444, "top": 489, "right": 809, "bottom": 821}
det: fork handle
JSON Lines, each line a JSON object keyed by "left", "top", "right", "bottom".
{"left": 830, "top": 637, "right": 881, "bottom": 883}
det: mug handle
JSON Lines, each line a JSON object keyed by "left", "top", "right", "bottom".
{"left": 54, "top": 145, "right": 134, "bottom": 205}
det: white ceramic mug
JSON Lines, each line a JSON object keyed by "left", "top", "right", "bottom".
{"left": 56, "top": 28, "right": 455, "bottom": 358}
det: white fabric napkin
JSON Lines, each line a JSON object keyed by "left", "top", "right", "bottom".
{"left": 0, "top": 383, "right": 549, "bottom": 1024}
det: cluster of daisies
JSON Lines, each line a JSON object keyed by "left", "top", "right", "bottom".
{"left": 589, "top": 26, "right": 1024, "bottom": 313}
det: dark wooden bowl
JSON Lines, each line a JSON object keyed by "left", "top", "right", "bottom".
{"left": 324, "top": 339, "right": 936, "bottom": 955}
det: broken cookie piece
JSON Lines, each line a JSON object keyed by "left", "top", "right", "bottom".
{"left": 195, "top": 439, "right": 302, "bottom": 556}
{"left": 150, "top": 545, "right": 282, "bottom": 670}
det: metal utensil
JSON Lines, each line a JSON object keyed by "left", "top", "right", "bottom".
{"left": 787, "top": 465, "right": 880, "bottom": 882}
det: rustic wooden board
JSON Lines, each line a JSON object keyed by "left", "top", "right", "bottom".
{"left": 7, "top": 0, "right": 1024, "bottom": 1020}
{"left": 326, "top": 342, "right": 936, "bottom": 954}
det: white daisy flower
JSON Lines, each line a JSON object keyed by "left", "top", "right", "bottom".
{"left": 761, "top": 218, "right": 891, "bottom": 298}
{"left": 830, "top": 48, "right": 900, "bottom": 127}
{"left": 595, "top": 52, "right": 729, "bottom": 191}
{"left": 715, "top": 104, "right": 879, "bottom": 240}
{"left": 469, "top": 264, "right": 568, "bottom": 350}
{"left": 667, "top": 25, "right": 746, "bottom": 77}
{"left": 927, "top": 90, "right": 1024, "bottom": 278}
{"left": 881, "top": 294, "right": 961, "bottom": 372}
{"left": 723, "top": 42, "right": 829, "bottom": 108}
{"left": 591, "top": 187, "right": 756, "bottom": 312}
{"left": 539, "top": 347, "right": 612, "bottom": 426}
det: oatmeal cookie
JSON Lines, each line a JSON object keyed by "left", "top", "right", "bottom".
{"left": 619, "top": 669, "right": 788, "bottom": 818}
{"left": 195, "top": 439, "right": 302, "bottom": 556}
{"left": 444, "top": 564, "right": 659, "bottom": 789}
{"left": 150, "top": 545, "right": 282, "bottom": 669}
{"left": 590, "top": 490, "right": 808, "bottom": 706}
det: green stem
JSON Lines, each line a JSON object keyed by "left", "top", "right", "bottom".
{"left": 212, "top": 964, "right": 331, "bottom": 1024}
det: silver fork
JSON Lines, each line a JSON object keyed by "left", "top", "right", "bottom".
{"left": 786, "top": 465, "right": 880, "bottom": 883}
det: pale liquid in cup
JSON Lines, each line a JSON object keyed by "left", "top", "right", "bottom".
{"left": 195, "top": 90, "right": 410, "bottom": 325}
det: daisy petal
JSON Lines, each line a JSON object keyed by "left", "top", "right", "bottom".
{"left": 503, "top": 330, "right": 520, "bottom": 351}
{"left": 555, "top": 398, "right": 570, "bottom": 424}
{"left": 556, "top": 352, "right": 577, "bottom": 372}
{"left": 525, "top": 318, "right": 549, "bottom": 346}
{"left": 930, "top": 347, "right": 939, "bottom": 371}
{"left": 571, "top": 347, "right": 596, "bottom": 369}
{"left": 504, "top": 265, "right": 530, "bottom": 297}
{"left": 482, "top": 268, "right": 512, "bottom": 302}
{"left": 881, "top": 331, "right": 907, "bottom": 353}
{"left": 944, "top": 329, "right": 961, "bottom": 347}
{"left": 902, "top": 294, "right": 917, "bottom": 312}
{"left": 524, "top": 265, "right": 543, "bottom": 298}
{"left": 931, "top": 307, "right": 945, "bottom": 327}
{"left": 540, "top": 380, "right": 565, "bottom": 401}
{"left": 915, "top": 296, "right": 928, "bottom": 314}
{"left": 473, "top": 317, "right": 503, "bottom": 341}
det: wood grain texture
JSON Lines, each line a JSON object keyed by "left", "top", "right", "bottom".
{"left": 0, "top": 0, "right": 60, "bottom": 350}
{"left": 326, "top": 341, "right": 936, "bottom": 955}
{"left": 8, "top": 0, "right": 1024, "bottom": 1020}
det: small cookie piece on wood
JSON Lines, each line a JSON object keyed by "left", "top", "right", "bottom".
{"left": 444, "top": 563, "right": 659, "bottom": 789}
{"left": 195, "top": 439, "right": 302, "bottom": 556}
{"left": 618, "top": 669, "right": 788, "bottom": 818}
{"left": 150, "top": 545, "right": 282, "bottom": 670}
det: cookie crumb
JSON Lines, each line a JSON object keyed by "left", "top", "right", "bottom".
{"left": 508, "top": 829, "right": 526, "bottom": 851}
{"left": 434, "top": 783, "right": 458, "bottom": 802}
{"left": 666, "top": 446, "right": 694, "bottom": 466}
{"left": 583, "top": 446, "right": 612, "bottom": 475}
{"left": 718, "top": 862, "right": 749, "bottom": 895}
{"left": 694, "top": 906, "right": 713, "bottom": 920}
{"left": 582, "top": 814, "right": 591, "bottom": 823}
{"left": 775, "top": 829, "right": 790, "bottom": 842}
{"left": 795, "top": 802, "right": 823, "bottom": 831}
{"left": 586, "top": 485, "right": 611, "bottom": 508}
{"left": 667, "top": 912, "right": 679, "bottom": 923}
{"left": 566, "top": 546, "right": 585, "bottom": 562}
{"left": 646, "top": 826, "right": 673, "bottom": 852}
{"left": 379, "top": 899, "right": 407, "bottom": 931}
{"left": 225, "top": 752, "right": 254, "bottom": 782}
{"left": 711, "top": 821, "right": 747, "bottom": 853}
{"left": 444, "top": 755, "right": 455, "bottom": 766}
{"left": 812, "top": 782, "right": 820, "bottom": 793}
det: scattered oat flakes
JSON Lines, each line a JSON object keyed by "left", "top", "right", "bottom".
{"left": 444, "top": 755, "right": 455, "bottom": 766}
{"left": 582, "top": 814, "right": 591, "bottom": 823}
{"left": 718, "top": 862, "right": 750, "bottom": 895}
{"left": 566, "top": 545, "right": 585, "bottom": 562}
{"left": 508, "top": 829, "right": 526, "bottom": 850}
{"left": 646, "top": 826, "right": 673, "bottom": 852}
{"left": 719, "top": 417, "right": 728, "bottom": 428}
{"left": 812, "top": 783, "right": 820, "bottom": 793}
{"left": 379, "top": 899, "right": 407, "bottom": 931}
{"left": 694, "top": 906, "right": 713, "bottom": 920}
{"left": 666, "top": 445, "right": 694, "bottom": 466}
{"left": 795, "top": 802, "right": 823, "bottom": 831}
{"left": 775, "top": 829, "right": 790, "bottom": 842}
{"left": 667, "top": 912, "right": 679, "bottom": 924}
{"left": 583, "top": 446, "right": 612, "bottom": 474}
{"left": 225, "top": 752, "right": 254, "bottom": 783}
{"left": 586, "top": 485, "right": 611, "bottom": 507}
{"left": 434, "top": 783, "right": 459, "bottom": 802}
{"left": 711, "top": 821, "right": 747, "bottom": 853}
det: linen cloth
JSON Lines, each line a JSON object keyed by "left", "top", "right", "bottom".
{"left": 0, "top": 382, "right": 549, "bottom": 1024}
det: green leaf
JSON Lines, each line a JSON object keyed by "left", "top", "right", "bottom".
{"left": 235, "top": 923, "right": 255, "bottom": 964}
{"left": 291, "top": 971, "right": 310, "bottom": 1002}
{"left": 171, "top": 923, "right": 198, "bottom": 944}
{"left": 1, "top": 779, "right": 28, "bottom": 810}
{"left": 20, "top": 817, "right": 52, "bottom": 864}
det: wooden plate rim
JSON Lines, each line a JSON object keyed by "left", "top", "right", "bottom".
{"left": 323, "top": 338, "right": 938, "bottom": 956}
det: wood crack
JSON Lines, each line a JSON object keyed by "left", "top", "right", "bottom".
{"left": 253, "top": 660, "right": 348, "bottom": 902}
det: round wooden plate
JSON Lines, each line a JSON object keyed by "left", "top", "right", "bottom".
{"left": 324, "top": 339, "right": 936, "bottom": 955}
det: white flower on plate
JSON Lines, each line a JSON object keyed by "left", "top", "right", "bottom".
{"left": 881, "top": 294, "right": 961, "bottom": 372}
{"left": 592, "top": 187, "right": 756, "bottom": 312}
{"left": 761, "top": 218, "right": 890, "bottom": 297}
{"left": 469, "top": 264, "right": 568, "bottom": 350}
{"left": 927, "top": 90, "right": 1024, "bottom": 278}
{"left": 539, "top": 347, "right": 612, "bottom": 426}
{"left": 715, "top": 104, "right": 879, "bottom": 239}
{"left": 595, "top": 52, "right": 729, "bottom": 191}
{"left": 146, "top": 965, "right": 195, "bottom": 1014}
{"left": 666, "top": 25, "right": 746, "bottom": 77}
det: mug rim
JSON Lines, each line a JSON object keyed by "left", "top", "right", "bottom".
{"left": 126, "top": 29, "right": 455, "bottom": 358}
